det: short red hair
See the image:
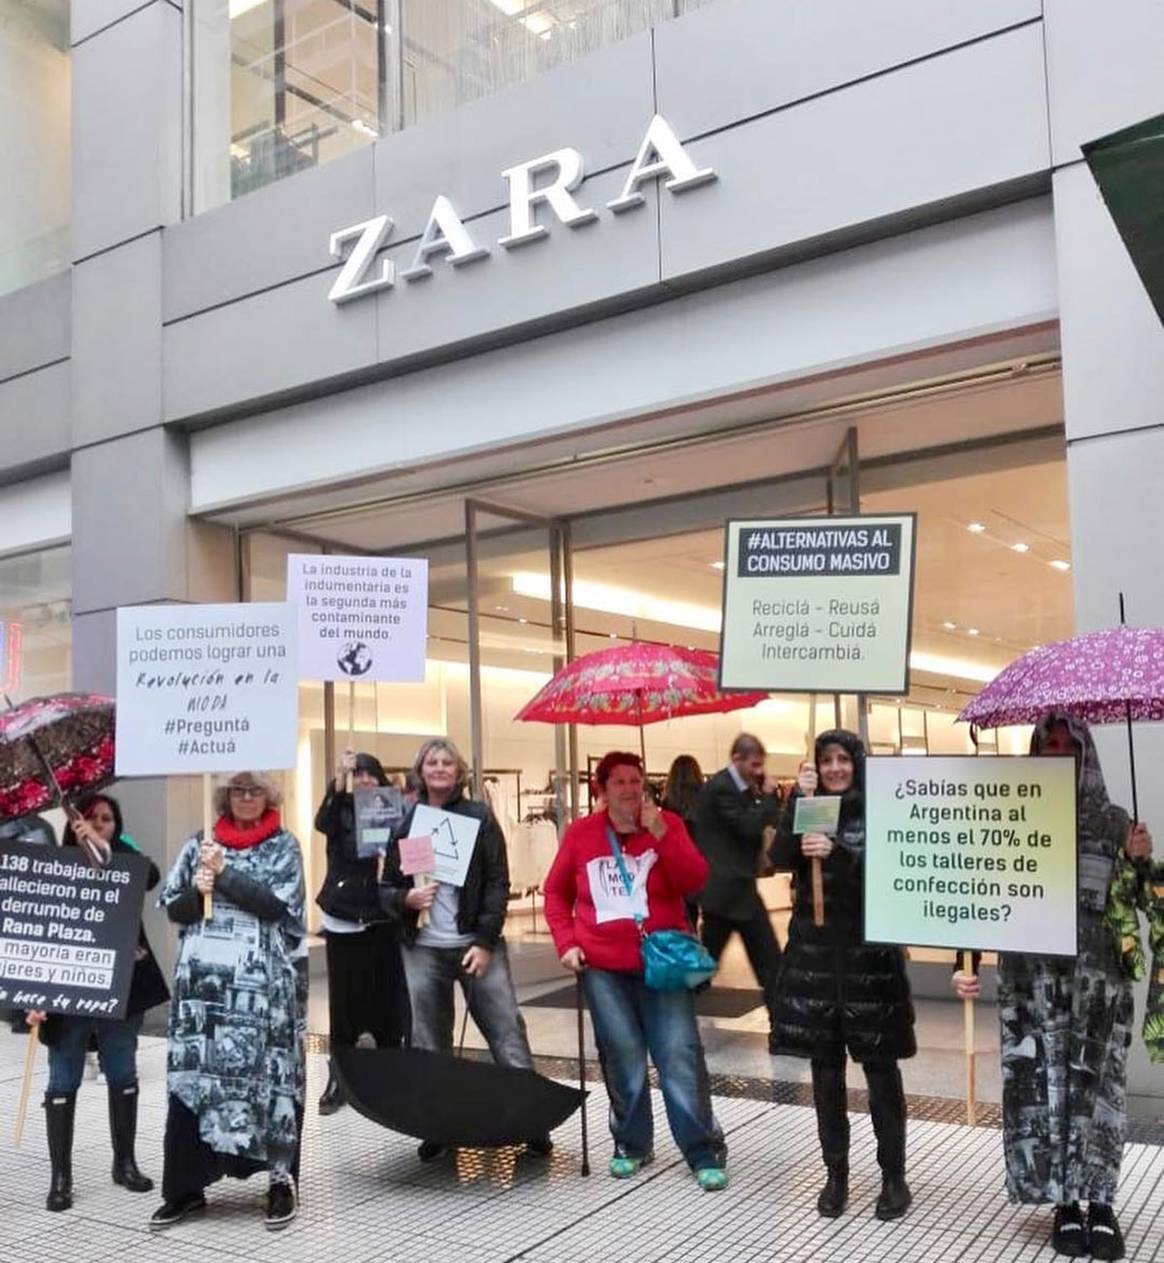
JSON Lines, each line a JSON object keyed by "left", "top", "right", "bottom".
{"left": 593, "top": 751, "right": 643, "bottom": 788}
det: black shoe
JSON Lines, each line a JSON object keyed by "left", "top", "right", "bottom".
{"left": 1087, "top": 1203, "right": 1125, "bottom": 1261}
{"left": 265, "top": 1182, "right": 297, "bottom": 1232}
{"left": 108, "top": 1082, "right": 153, "bottom": 1192}
{"left": 44, "top": 1092, "right": 76, "bottom": 1213}
{"left": 318, "top": 1068, "right": 345, "bottom": 1117}
{"left": 417, "top": 1140, "right": 448, "bottom": 1163}
{"left": 817, "top": 1165, "right": 849, "bottom": 1218}
{"left": 149, "top": 1192, "right": 207, "bottom": 1230}
{"left": 525, "top": 1135, "right": 554, "bottom": 1156}
{"left": 874, "top": 1172, "right": 912, "bottom": 1221}
{"left": 1051, "top": 1202, "right": 1088, "bottom": 1257}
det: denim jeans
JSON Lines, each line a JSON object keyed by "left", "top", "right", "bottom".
{"left": 47, "top": 1013, "right": 142, "bottom": 1094}
{"left": 583, "top": 968, "right": 724, "bottom": 1171}
{"left": 401, "top": 940, "right": 534, "bottom": 1069}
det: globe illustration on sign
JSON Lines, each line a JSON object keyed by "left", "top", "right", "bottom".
{"left": 337, "top": 640, "right": 374, "bottom": 677}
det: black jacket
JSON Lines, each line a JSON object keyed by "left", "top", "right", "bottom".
{"left": 379, "top": 791, "right": 509, "bottom": 949}
{"left": 314, "top": 787, "right": 386, "bottom": 926}
{"left": 768, "top": 790, "right": 915, "bottom": 1065}
{"left": 692, "top": 768, "right": 781, "bottom": 920}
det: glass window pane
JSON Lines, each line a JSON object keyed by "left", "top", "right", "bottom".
{"left": 0, "top": 1, "right": 70, "bottom": 296}
{"left": 0, "top": 546, "right": 72, "bottom": 702}
{"left": 401, "top": 0, "right": 674, "bottom": 127}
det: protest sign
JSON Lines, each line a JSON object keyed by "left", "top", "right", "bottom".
{"left": 115, "top": 603, "right": 298, "bottom": 775}
{"left": 793, "top": 796, "right": 842, "bottom": 836}
{"left": 718, "top": 514, "right": 916, "bottom": 693}
{"left": 354, "top": 786, "right": 405, "bottom": 857}
{"left": 0, "top": 841, "right": 149, "bottom": 1019}
{"left": 287, "top": 554, "right": 428, "bottom": 683}
{"left": 865, "top": 755, "right": 1078, "bottom": 955}
{"left": 408, "top": 804, "right": 480, "bottom": 888}
{"left": 398, "top": 834, "right": 436, "bottom": 877}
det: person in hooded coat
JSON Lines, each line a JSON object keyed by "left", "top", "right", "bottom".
{"left": 769, "top": 729, "right": 916, "bottom": 1222}
{"left": 315, "top": 749, "right": 410, "bottom": 1114}
{"left": 954, "top": 712, "right": 1153, "bottom": 1261}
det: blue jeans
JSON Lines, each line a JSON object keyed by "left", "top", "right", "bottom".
{"left": 583, "top": 968, "right": 724, "bottom": 1171}
{"left": 47, "top": 1014, "right": 142, "bottom": 1094}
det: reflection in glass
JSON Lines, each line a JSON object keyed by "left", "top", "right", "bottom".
{"left": 0, "top": 546, "right": 72, "bottom": 702}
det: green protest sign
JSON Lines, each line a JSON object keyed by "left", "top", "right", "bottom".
{"left": 864, "top": 755, "right": 1078, "bottom": 955}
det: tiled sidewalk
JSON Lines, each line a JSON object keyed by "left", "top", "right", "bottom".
{"left": 1, "top": 1031, "right": 1161, "bottom": 1263}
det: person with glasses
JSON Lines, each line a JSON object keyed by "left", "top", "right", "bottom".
{"left": 150, "top": 772, "right": 306, "bottom": 1234}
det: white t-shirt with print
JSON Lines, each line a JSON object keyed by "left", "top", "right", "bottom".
{"left": 586, "top": 848, "right": 657, "bottom": 924}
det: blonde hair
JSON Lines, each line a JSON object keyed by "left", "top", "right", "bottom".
{"left": 213, "top": 771, "right": 283, "bottom": 817}
{"left": 412, "top": 738, "right": 470, "bottom": 798}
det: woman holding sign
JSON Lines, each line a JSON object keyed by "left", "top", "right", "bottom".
{"left": 543, "top": 751, "right": 728, "bottom": 1192}
{"left": 27, "top": 793, "right": 168, "bottom": 1212}
{"left": 314, "top": 749, "right": 409, "bottom": 1115}
{"left": 953, "top": 713, "right": 1153, "bottom": 1261}
{"left": 380, "top": 738, "right": 546, "bottom": 1162}
{"left": 151, "top": 772, "right": 306, "bottom": 1233}
{"left": 770, "top": 729, "right": 916, "bottom": 1221}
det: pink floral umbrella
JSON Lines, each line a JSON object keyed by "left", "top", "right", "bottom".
{"left": 958, "top": 623, "right": 1164, "bottom": 818}
{"left": 516, "top": 643, "right": 768, "bottom": 762}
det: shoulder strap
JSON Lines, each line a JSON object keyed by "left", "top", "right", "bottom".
{"left": 605, "top": 824, "right": 645, "bottom": 929}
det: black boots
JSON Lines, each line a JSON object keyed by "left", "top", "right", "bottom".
{"left": 318, "top": 1061, "right": 344, "bottom": 1116}
{"left": 45, "top": 1092, "right": 76, "bottom": 1212}
{"left": 811, "top": 1062, "right": 850, "bottom": 1217}
{"left": 865, "top": 1062, "right": 911, "bottom": 1221}
{"left": 109, "top": 1081, "right": 154, "bottom": 1192}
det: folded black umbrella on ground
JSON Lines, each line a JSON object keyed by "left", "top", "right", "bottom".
{"left": 333, "top": 1046, "right": 584, "bottom": 1148}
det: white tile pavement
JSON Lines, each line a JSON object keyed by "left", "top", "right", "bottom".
{"left": 0, "top": 1029, "right": 1161, "bottom": 1263}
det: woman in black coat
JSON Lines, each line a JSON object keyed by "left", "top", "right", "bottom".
{"left": 27, "top": 793, "right": 169, "bottom": 1212}
{"left": 315, "top": 750, "right": 409, "bottom": 1114}
{"left": 769, "top": 729, "right": 915, "bottom": 1222}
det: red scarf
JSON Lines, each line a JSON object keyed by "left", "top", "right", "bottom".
{"left": 215, "top": 809, "right": 282, "bottom": 851}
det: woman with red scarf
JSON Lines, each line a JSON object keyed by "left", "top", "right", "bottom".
{"left": 150, "top": 772, "right": 306, "bottom": 1234}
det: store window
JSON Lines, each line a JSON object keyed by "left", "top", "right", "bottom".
{"left": 191, "top": 0, "right": 724, "bottom": 209}
{"left": 0, "top": 0, "right": 70, "bottom": 297}
{"left": 0, "top": 545, "right": 72, "bottom": 702}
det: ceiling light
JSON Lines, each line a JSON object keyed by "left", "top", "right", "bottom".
{"left": 1049, "top": 559, "right": 1071, "bottom": 572}
{"left": 494, "top": 605, "right": 510, "bottom": 613}
{"left": 518, "top": 617, "right": 528, "bottom": 624}
{"left": 510, "top": 572, "right": 721, "bottom": 633}
{"left": 521, "top": 10, "right": 554, "bottom": 35}
{"left": 351, "top": 118, "right": 379, "bottom": 139}
{"left": 229, "top": 0, "right": 267, "bottom": 17}
{"left": 967, "top": 522, "right": 986, "bottom": 534}
{"left": 488, "top": 0, "right": 526, "bottom": 13}
{"left": 967, "top": 627, "right": 980, "bottom": 637}
{"left": 908, "top": 650, "right": 999, "bottom": 685}
{"left": 709, "top": 561, "right": 725, "bottom": 571}
{"left": 942, "top": 621, "right": 956, "bottom": 631}
{"left": 1010, "top": 542, "right": 1029, "bottom": 554}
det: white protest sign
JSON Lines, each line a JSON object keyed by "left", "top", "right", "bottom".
{"left": 718, "top": 514, "right": 916, "bottom": 694}
{"left": 287, "top": 554, "right": 428, "bottom": 682}
{"left": 408, "top": 803, "right": 480, "bottom": 888}
{"left": 115, "top": 603, "right": 298, "bottom": 775}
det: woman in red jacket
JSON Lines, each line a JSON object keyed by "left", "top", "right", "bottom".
{"left": 544, "top": 751, "right": 727, "bottom": 1192}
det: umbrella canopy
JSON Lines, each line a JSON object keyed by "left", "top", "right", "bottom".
{"left": 515, "top": 643, "right": 767, "bottom": 726}
{"left": 1083, "top": 113, "right": 1164, "bottom": 328}
{"left": 333, "top": 1046, "right": 583, "bottom": 1147}
{"left": 0, "top": 692, "right": 115, "bottom": 822}
{"left": 957, "top": 627, "right": 1164, "bottom": 730}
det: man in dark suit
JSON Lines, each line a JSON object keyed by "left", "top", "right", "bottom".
{"left": 693, "top": 733, "right": 783, "bottom": 1049}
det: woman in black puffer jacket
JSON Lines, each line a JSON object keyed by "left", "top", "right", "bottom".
{"left": 769, "top": 729, "right": 915, "bottom": 1223}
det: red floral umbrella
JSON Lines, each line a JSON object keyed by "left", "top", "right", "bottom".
{"left": 515, "top": 644, "right": 767, "bottom": 761}
{"left": 0, "top": 693, "right": 116, "bottom": 822}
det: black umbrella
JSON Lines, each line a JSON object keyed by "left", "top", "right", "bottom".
{"left": 333, "top": 1046, "right": 584, "bottom": 1149}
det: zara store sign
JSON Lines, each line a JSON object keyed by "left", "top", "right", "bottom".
{"left": 327, "top": 114, "right": 716, "bottom": 305}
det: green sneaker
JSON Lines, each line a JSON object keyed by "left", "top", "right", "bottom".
{"left": 695, "top": 1167, "right": 729, "bottom": 1192}
{"left": 608, "top": 1154, "right": 647, "bottom": 1179}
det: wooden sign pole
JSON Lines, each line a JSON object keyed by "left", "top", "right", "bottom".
{"left": 962, "top": 949, "right": 976, "bottom": 1125}
{"left": 12, "top": 1021, "right": 41, "bottom": 1146}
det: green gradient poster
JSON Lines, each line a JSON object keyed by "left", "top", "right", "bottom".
{"left": 865, "top": 756, "right": 1078, "bottom": 955}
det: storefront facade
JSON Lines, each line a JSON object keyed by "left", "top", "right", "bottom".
{"left": 1, "top": 0, "right": 1163, "bottom": 1100}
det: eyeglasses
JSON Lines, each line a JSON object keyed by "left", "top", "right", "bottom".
{"left": 228, "top": 785, "right": 265, "bottom": 799}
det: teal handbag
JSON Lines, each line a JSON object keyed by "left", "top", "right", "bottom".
{"left": 606, "top": 825, "right": 717, "bottom": 992}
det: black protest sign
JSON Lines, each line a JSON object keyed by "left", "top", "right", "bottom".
{"left": 0, "top": 841, "right": 149, "bottom": 1020}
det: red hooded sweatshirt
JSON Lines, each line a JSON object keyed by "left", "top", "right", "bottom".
{"left": 543, "top": 808, "right": 709, "bottom": 974}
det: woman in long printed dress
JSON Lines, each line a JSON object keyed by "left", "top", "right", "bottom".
{"left": 954, "top": 713, "right": 1153, "bottom": 1261}
{"left": 150, "top": 771, "right": 306, "bottom": 1234}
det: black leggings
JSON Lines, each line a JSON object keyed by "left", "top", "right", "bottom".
{"left": 810, "top": 1058, "right": 906, "bottom": 1174}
